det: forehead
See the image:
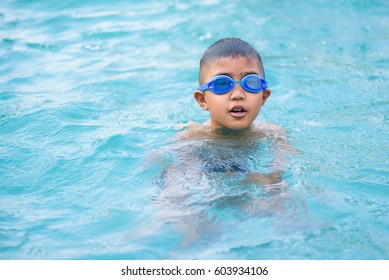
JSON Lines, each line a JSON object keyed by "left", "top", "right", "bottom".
{"left": 201, "top": 56, "right": 262, "bottom": 81}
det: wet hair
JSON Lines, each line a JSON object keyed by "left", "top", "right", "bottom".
{"left": 199, "top": 38, "right": 265, "bottom": 82}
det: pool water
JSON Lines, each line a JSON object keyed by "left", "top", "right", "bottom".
{"left": 1, "top": 0, "right": 388, "bottom": 259}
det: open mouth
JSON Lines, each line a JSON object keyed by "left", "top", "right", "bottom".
{"left": 229, "top": 106, "right": 247, "bottom": 118}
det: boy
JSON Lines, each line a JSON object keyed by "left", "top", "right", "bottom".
{"left": 180, "top": 38, "right": 286, "bottom": 142}
{"left": 177, "top": 38, "right": 291, "bottom": 185}
{"left": 147, "top": 39, "right": 292, "bottom": 245}
{"left": 194, "top": 37, "right": 271, "bottom": 133}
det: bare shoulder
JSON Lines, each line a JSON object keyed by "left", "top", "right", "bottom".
{"left": 253, "top": 122, "right": 287, "bottom": 139}
{"left": 175, "top": 121, "right": 212, "bottom": 140}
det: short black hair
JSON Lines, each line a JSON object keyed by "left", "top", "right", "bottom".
{"left": 199, "top": 38, "right": 265, "bottom": 82}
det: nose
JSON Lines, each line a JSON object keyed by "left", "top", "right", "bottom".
{"left": 229, "top": 83, "right": 245, "bottom": 100}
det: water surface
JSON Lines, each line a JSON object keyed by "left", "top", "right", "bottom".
{"left": 1, "top": 0, "right": 388, "bottom": 259}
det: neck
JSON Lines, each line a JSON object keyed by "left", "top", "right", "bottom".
{"left": 212, "top": 125, "right": 252, "bottom": 137}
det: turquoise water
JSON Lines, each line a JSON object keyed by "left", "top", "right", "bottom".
{"left": 1, "top": 0, "right": 388, "bottom": 259}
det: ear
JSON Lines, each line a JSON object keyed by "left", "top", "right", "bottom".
{"left": 261, "top": 88, "right": 271, "bottom": 105}
{"left": 194, "top": 90, "right": 209, "bottom": 110}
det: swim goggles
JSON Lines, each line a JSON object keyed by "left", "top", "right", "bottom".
{"left": 197, "top": 74, "right": 268, "bottom": 94}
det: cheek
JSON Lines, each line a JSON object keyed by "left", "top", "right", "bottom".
{"left": 205, "top": 95, "right": 224, "bottom": 109}
{"left": 250, "top": 95, "right": 263, "bottom": 108}
{"left": 248, "top": 96, "right": 264, "bottom": 117}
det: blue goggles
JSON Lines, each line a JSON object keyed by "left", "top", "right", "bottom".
{"left": 197, "top": 74, "right": 268, "bottom": 94}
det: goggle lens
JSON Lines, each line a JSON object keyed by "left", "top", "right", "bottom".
{"left": 243, "top": 76, "right": 262, "bottom": 92}
{"left": 198, "top": 74, "right": 267, "bottom": 94}
{"left": 212, "top": 77, "right": 233, "bottom": 93}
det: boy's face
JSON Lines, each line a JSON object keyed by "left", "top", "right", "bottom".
{"left": 194, "top": 56, "right": 271, "bottom": 130}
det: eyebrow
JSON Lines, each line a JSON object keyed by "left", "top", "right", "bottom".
{"left": 215, "top": 71, "right": 261, "bottom": 78}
